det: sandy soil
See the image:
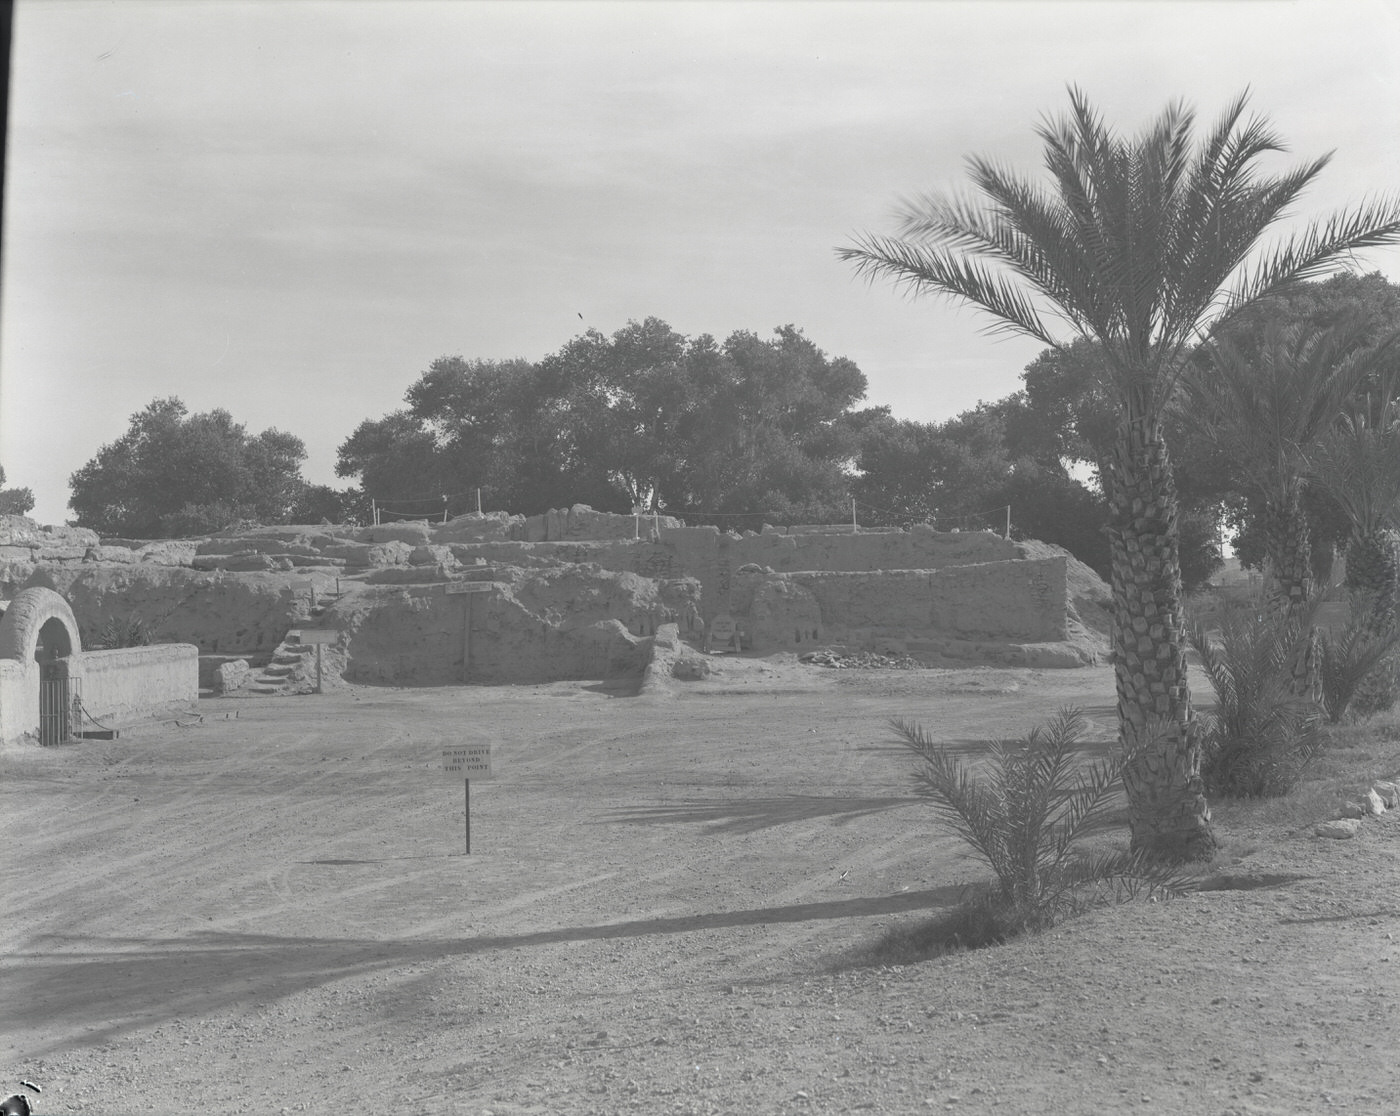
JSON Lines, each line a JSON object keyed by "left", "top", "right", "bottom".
{"left": 2, "top": 653, "right": 1397, "bottom": 1115}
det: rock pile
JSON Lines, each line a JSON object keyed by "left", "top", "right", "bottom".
{"left": 798, "top": 648, "right": 924, "bottom": 670}
{"left": 1314, "top": 778, "right": 1399, "bottom": 839}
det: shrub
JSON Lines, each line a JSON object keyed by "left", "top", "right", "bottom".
{"left": 1316, "top": 602, "right": 1400, "bottom": 722}
{"left": 890, "top": 707, "right": 1186, "bottom": 947}
{"left": 1188, "top": 603, "right": 1322, "bottom": 796}
{"left": 95, "top": 614, "right": 152, "bottom": 649}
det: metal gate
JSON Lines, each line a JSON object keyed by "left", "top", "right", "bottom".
{"left": 39, "top": 666, "right": 79, "bottom": 746}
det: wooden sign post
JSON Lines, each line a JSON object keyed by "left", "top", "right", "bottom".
{"left": 442, "top": 741, "right": 494, "bottom": 854}
{"left": 445, "top": 580, "right": 493, "bottom": 682}
{"left": 294, "top": 629, "right": 338, "bottom": 693}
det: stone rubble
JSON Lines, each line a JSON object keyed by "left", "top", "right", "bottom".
{"left": 798, "top": 648, "right": 924, "bottom": 670}
{"left": 1316, "top": 779, "right": 1399, "bottom": 838}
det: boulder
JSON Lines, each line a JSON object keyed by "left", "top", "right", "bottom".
{"left": 214, "top": 659, "right": 251, "bottom": 694}
{"left": 410, "top": 545, "right": 459, "bottom": 568}
{"left": 84, "top": 545, "right": 139, "bottom": 564}
{"left": 1315, "top": 819, "right": 1362, "bottom": 839}
{"left": 355, "top": 523, "right": 434, "bottom": 545}
{"left": 365, "top": 565, "right": 457, "bottom": 584}
{"left": 135, "top": 540, "right": 199, "bottom": 566}
{"left": 435, "top": 512, "right": 522, "bottom": 542}
{"left": 0, "top": 515, "right": 100, "bottom": 548}
{"left": 672, "top": 656, "right": 712, "bottom": 681}
{"left": 192, "top": 553, "right": 280, "bottom": 572}
{"left": 324, "top": 540, "right": 414, "bottom": 568}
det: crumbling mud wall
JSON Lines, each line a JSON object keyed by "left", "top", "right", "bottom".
{"left": 1, "top": 507, "right": 1108, "bottom": 687}
{"left": 739, "top": 557, "right": 1070, "bottom": 646}
{"left": 401, "top": 524, "right": 1023, "bottom": 623}
{"left": 22, "top": 566, "right": 314, "bottom": 657}
{"left": 317, "top": 567, "right": 702, "bottom": 686}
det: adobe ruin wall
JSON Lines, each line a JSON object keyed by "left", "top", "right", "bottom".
{"left": 0, "top": 509, "right": 1108, "bottom": 693}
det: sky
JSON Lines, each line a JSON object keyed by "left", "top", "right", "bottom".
{"left": 3, "top": 0, "right": 1399, "bottom": 527}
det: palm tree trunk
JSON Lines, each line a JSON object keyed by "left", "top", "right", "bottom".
{"left": 1261, "top": 489, "right": 1320, "bottom": 699}
{"left": 1105, "top": 414, "right": 1217, "bottom": 862}
{"left": 1261, "top": 489, "right": 1313, "bottom": 614}
{"left": 1345, "top": 528, "right": 1400, "bottom": 633}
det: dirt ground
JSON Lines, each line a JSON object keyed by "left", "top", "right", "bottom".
{"left": 2, "top": 653, "right": 1397, "bottom": 1115}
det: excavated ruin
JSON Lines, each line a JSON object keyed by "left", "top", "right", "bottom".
{"left": 0, "top": 506, "right": 1110, "bottom": 707}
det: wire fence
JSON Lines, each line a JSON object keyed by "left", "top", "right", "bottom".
{"left": 365, "top": 489, "right": 1012, "bottom": 537}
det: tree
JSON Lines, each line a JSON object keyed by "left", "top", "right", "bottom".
{"left": 337, "top": 321, "right": 876, "bottom": 524}
{"left": 839, "top": 88, "right": 1400, "bottom": 861}
{"left": 0, "top": 465, "right": 36, "bottom": 516}
{"left": 1308, "top": 376, "right": 1400, "bottom": 713}
{"left": 1183, "top": 316, "right": 1396, "bottom": 612}
{"left": 69, "top": 398, "right": 310, "bottom": 536}
{"left": 290, "top": 484, "right": 369, "bottom": 526}
{"left": 674, "top": 325, "right": 875, "bottom": 523}
{"left": 1200, "top": 272, "right": 1400, "bottom": 584}
{"left": 854, "top": 409, "right": 1012, "bottom": 528}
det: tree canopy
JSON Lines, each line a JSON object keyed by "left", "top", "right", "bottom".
{"left": 68, "top": 398, "right": 310, "bottom": 536}
{"left": 337, "top": 319, "right": 880, "bottom": 524}
{"left": 0, "top": 465, "right": 36, "bottom": 517}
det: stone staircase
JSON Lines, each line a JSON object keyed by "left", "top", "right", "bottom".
{"left": 246, "top": 591, "right": 337, "bottom": 695}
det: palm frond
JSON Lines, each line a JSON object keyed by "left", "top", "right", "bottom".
{"left": 1317, "top": 615, "right": 1400, "bottom": 722}
{"left": 1218, "top": 197, "right": 1400, "bottom": 322}
{"left": 837, "top": 235, "right": 1059, "bottom": 344}
{"left": 1307, "top": 370, "right": 1400, "bottom": 534}
{"left": 1182, "top": 314, "right": 1391, "bottom": 500}
{"left": 891, "top": 706, "right": 1176, "bottom": 924}
{"left": 840, "top": 87, "right": 1398, "bottom": 413}
{"left": 1188, "top": 600, "right": 1325, "bottom": 796}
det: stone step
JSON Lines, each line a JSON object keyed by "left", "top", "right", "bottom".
{"left": 262, "top": 663, "right": 297, "bottom": 677}
{"left": 247, "top": 684, "right": 281, "bottom": 695}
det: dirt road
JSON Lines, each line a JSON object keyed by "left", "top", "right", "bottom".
{"left": 2, "top": 655, "right": 1396, "bottom": 1114}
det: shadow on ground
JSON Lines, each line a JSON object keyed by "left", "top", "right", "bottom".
{"left": 602, "top": 794, "right": 923, "bottom": 834}
{"left": 8, "top": 885, "right": 964, "bottom": 1054}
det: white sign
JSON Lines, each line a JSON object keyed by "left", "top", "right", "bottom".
{"left": 296, "top": 629, "right": 338, "bottom": 645}
{"left": 442, "top": 742, "right": 494, "bottom": 781}
{"left": 709, "top": 614, "right": 737, "bottom": 639}
{"left": 445, "top": 581, "right": 493, "bottom": 595}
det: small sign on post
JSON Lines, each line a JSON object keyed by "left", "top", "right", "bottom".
{"left": 295, "top": 629, "right": 338, "bottom": 693}
{"left": 445, "top": 581, "right": 493, "bottom": 682}
{"left": 443, "top": 742, "right": 494, "bottom": 854}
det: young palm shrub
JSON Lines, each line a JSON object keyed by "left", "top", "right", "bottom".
{"left": 96, "top": 614, "right": 152, "bottom": 649}
{"left": 1188, "top": 603, "right": 1323, "bottom": 796}
{"left": 1316, "top": 603, "right": 1400, "bottom": 722}
{"left": 890, "top": 707, "right": 1186, "bottom": 945}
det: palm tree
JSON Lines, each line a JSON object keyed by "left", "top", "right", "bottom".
{"left": 1309, "top": 377, "right": 1400, "bottom": 713}
{"left": 838, "top": 88, "right": 1400, "bottom": 861}
{"left": 1183, "top": 316, "right": 1397, "bottom": 612}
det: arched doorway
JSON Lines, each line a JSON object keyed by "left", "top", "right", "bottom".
{"left": 37, "top": 614, "right": 78, "bottom": 744}
{"left": 0, "top": 587, "right": 83, "bottom": 745}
